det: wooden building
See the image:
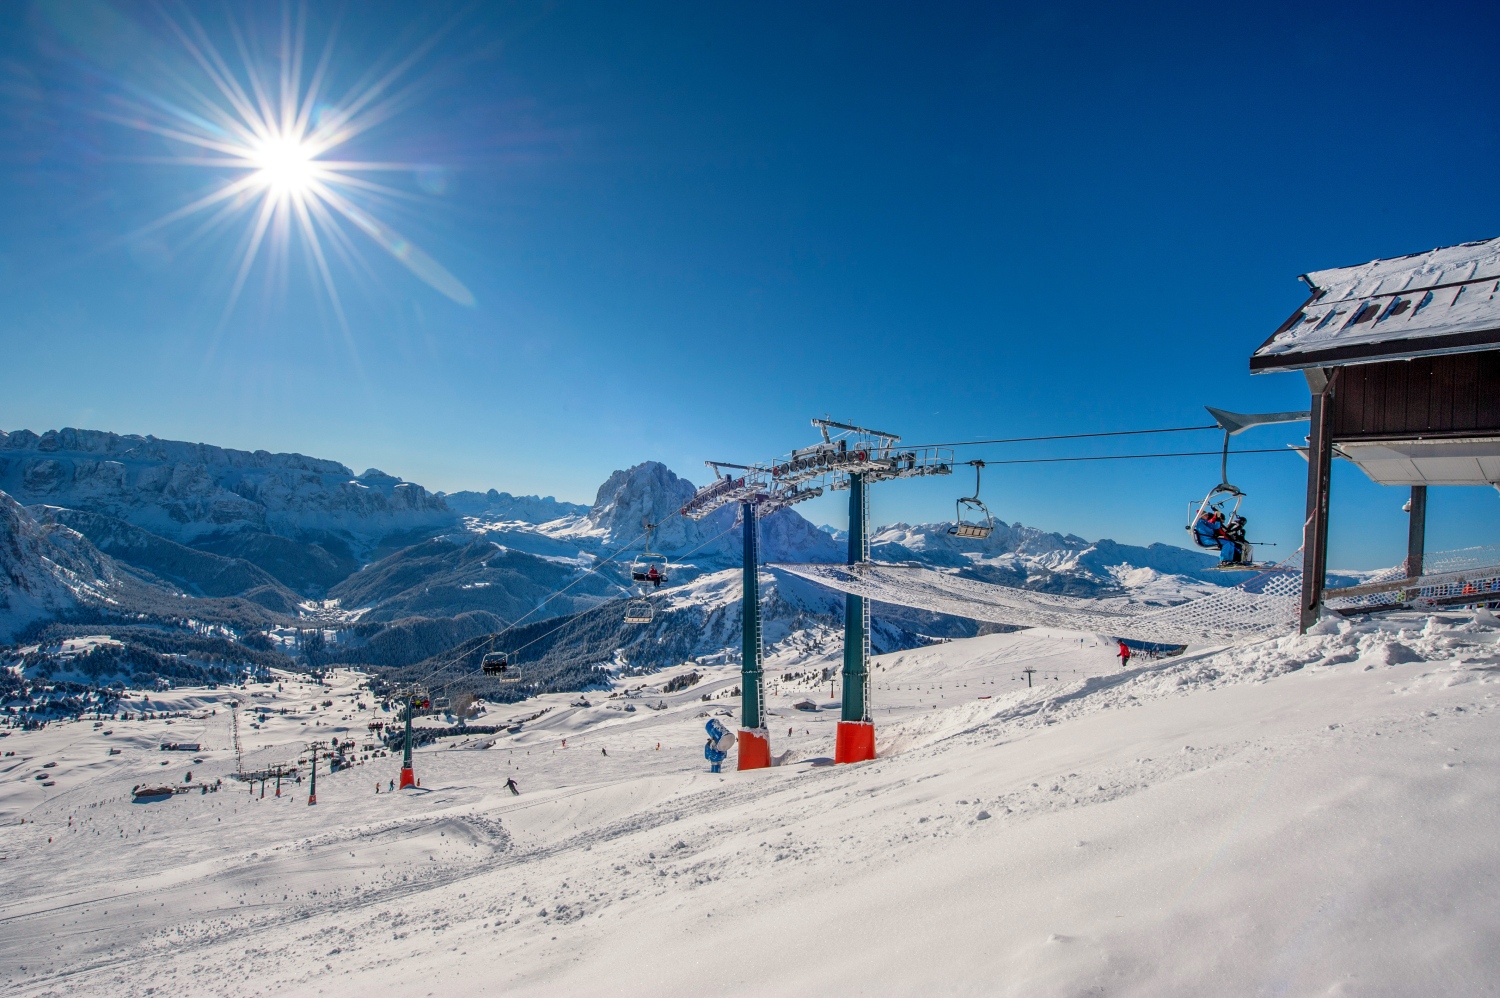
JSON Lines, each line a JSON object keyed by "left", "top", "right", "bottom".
{"left": 1251, "top": 237, "right": 1500, "bottom": 631}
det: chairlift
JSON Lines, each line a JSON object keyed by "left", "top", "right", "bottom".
{"left": 624, "top": 597, "right": 655, "bottom": 624}
{"left": 948, "top": 460, "right": 994, "bottom": 539}
{"left": 1186, "top": 483, "right": 1258, "bottom": 569}
{"left": 481, "top": 651, "right": 523, "bottom": 683}
{"left": 1183, "top": 406, "right": 1310, "bottom": 570}
{"left": 1186, "top": 417, "right": 1258, "bottom": 569}
{"left": 630, "top": 519, "right": 670, "bottom": 588}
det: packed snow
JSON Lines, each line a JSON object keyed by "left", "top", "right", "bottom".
{"left": 2, "top": 612, "right": 1500, "bottom": 990}
{"left": 1, "top": 611, "right": 1497, "bottom": 995}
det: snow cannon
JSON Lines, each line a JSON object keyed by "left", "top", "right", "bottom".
{"left": 704, "top": 719, "right": 737, "bottom": 773}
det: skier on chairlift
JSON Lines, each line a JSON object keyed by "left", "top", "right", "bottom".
{"left": 646, "top": 563, "right": 661, "bottom": 587}
{"left": 1193, "top": 506, "right": 1242, "bottom": 565}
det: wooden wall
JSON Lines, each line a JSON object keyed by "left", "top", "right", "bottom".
{"left": 1331, "top": 351, "right": 1500, "bottom": 441}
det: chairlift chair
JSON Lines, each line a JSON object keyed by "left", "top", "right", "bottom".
{"left": 1186, "top": 483, "right": 1257, "bottom": 569}
{"left": 624, "top": 598, "right": 655, "bottom": 624}
{"left": 481, "top": 651, "right": 523, "bottom": 683}
{"left": 630, "top": 519, "right": 671, "bottom": 588}
{"left": 948, "top": 460, "right": 994, "bottom": 539}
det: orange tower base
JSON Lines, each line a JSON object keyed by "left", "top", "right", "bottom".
{"left": 738, "top": 728, "right": 771, "bottom": 770}
{"left": 834, "top": 720, "right": 875, "bottom": 763}
{"left": 399, "top": 767, "right": 415, "bottom": 789}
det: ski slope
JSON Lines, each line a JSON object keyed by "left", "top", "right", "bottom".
{"left": 1, "top": 614, "right": 1498, "bottom": 995}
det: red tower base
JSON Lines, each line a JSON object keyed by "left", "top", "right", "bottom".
{"left": 737, "top": 728, "right": 771, "bottom": 770}
{"left": 834, "top": 720, "right": 875, "bottom": 763}
{"left": 307, "top": 793, "right": 316, "bottom": 806}
{"left": 399, "top": 766, "right": 415, "bottom": 789}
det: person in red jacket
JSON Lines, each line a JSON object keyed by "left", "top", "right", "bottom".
{"left": 1117, "top": 641, "right": 1132, "bottom": 669}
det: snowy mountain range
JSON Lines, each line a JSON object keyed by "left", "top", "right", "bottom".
{"left": 2, "top": 425, "right": 1240, "bottom": 684}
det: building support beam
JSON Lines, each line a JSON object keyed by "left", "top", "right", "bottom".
{"left": 836, "top": 473, "right": 875, "bottom": 763}
{"left": 1406, "top": 485, "right": 1428, "bottom": 579}
{"left": 738, "top": 501, "right": 770, "bottom": 769}
{"left": 1300, "top": 369, "right": 1337, "bottom": 633}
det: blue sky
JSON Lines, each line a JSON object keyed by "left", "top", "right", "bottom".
{"left": 2, "top": 0, "right": 1498, "bottom": 569}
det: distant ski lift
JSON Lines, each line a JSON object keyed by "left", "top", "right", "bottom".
{"left": 630, "top": 519, "right": 670, "bottom": 588}
{"left": 481, "top": 651, "right": 523, "bottom": 683}
{"left": 624, "top": 598, "right": 655, "bottom": 624}
{"left": 948, "top": 460, "right": 994, "bottom": 539}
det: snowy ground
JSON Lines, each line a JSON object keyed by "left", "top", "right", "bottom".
{"left": 1, "top": 613, "right": 1498, "bottom": 996}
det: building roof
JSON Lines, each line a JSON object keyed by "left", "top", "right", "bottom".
{"left": 1251, "top": 237, "right": 1500, "bottom": 372}
{"left": 1337, "top": 437, "right": 1500, "bottom": 487}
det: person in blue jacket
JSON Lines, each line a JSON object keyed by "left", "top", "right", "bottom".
{"left": 1194, "top": 509, "right": 1239, "bottom": 564}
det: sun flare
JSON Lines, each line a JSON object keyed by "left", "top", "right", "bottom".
{"left": 110, "top": 8, "right": 475, "bottom": 322}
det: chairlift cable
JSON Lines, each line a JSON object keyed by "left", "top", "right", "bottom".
{"left": 409, "top": 513, "right": 680, "bottom": 689}
{"left": 965, "top": 447, "right": 1293, "bottom": 467}
{"left": 905, "top": 424, "right": 1221, "bottom": 450}
{"left": 429, "top": 520, "right": 740, "bottom": 695}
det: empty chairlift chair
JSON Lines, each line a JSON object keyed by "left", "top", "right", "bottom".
{"left": 624, "top": 598, "right": 655, "bottom": 624}
{"left": 948, "top": 460, "right": 994, "bottom": 539}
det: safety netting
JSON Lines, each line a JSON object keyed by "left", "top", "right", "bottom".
{"left": 775, "top": 546, "right": 1500, "bottom": 646}
{"left": 774, "top": 560, "right": 1305, "bottom": 645}
{"left": 1322, "top": 544, "right": 1500, "bottom": 614}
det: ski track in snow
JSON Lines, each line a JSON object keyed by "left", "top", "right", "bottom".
{"left": 2, "top": 614, "right": 1499, "bottom": 995}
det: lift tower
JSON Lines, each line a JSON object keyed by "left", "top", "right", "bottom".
{"left": 771, "top": 419, "right": 950, "bottom": 762}
{"left": 395, "top": 685, "right": 428, "bottom": 789}
{"left": 686, "top": 419, "right": 950, "bottom": 767}
{"left": 683, "top": 462, "right": 807, "bottom": 769}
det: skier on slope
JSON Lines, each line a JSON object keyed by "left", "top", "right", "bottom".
{"left": 1117, "top": 641, "right": 1132, "bottom": 669}
{"left": 505, "top": 777, "right": 520, "bottom": 796}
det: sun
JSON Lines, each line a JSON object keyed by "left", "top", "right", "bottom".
{"left": 250, "top": 134, "right": 318, "bottom": 198}
{"left": 107, "top": 6, "right": 475, "bottom": 322}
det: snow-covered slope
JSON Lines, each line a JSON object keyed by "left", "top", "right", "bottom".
{"left": 871, "top": 518, "right": 1224, "bottom": 584}
{"left": 2, "top": 611, "right": 1496, "bottom": 994}
{"left": 0, "top": 492, "right": 122, "bottom": 642}
{"left": 2, "top": 429, "right": 1277, "bottom": 681}
{"left": 440, "top": 489, "right": 589, "bottom": 524}
{"left": 476, "top": 461, "right": 843, "bottom": 568}
{"left": 0, "top": 428, "right": 454, "bottom": 578}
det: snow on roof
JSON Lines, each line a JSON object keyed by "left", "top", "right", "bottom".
{"left": 1251, "top": 237, "right": 1500, "bottom": 371}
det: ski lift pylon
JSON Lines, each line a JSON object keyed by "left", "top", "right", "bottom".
{"left": 948, "top": 460, "right": 994, "bottom": 539}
